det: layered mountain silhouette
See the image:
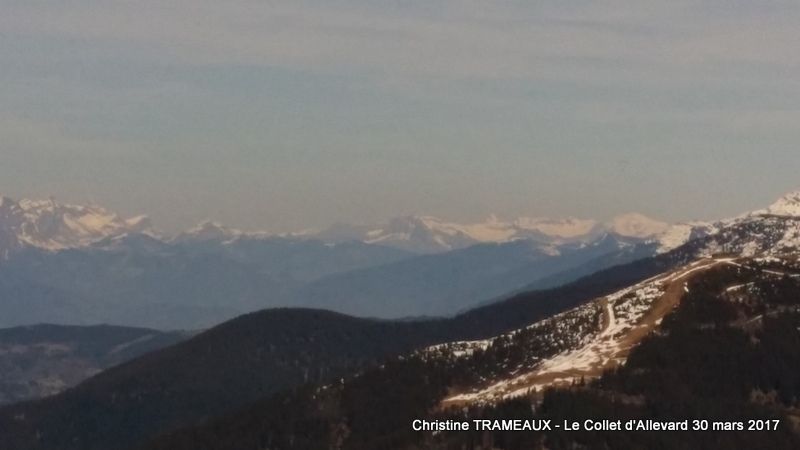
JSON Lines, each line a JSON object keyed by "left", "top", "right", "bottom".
{"left": 2, "top": 191, "right": 800, "bottom": 449}
{"left": 131, "top": 191, "right": 800, "bottom": 450}
{"left": 0, "top": 196, "right": 697, "bottom": 329}
{"left": 0, "top": 253, "right": 678, "bottom": 450}
{"left": 141, "top": 254, "right": 800, "bottom": 450}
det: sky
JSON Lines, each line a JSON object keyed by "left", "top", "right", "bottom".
{"left": 2, "top": 0, "right": 800, "bottom": 232}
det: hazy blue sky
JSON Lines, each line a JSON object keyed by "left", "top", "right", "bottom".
{"left": 2, "top": 0, "right": 800, "bottom": 232}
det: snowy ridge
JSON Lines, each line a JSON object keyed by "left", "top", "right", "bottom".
{"left": 309, "top": 213, "right": 673, "bottom": 253}
{"left": 437, "top": 248, "right": 800, "bottom": 406}
{"left": 653, "top": 189, "right": 800, "bottom": 255}
{"left": 438, "top": 257, "right": 746, "bottom": 405}
{"left": 758, "top": 190, "right": 800, "bottom": 217}
{"left": 694, "top": 215, "right": 800, "bottom": 257}
{"left": 431, "top": 301, "right": 602, "bottom": 403}
{"left": 654, "top": 221, "right": 717, "bottom": 254}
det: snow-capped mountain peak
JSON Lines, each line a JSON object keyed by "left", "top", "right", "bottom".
{"left": 174, "top": 220, "right": 276, "bottom": 244}
{"left": 363, "top": 215, "right": 478, "bottom": 253}
{"left": 761, "top": 190, "right": 800, "bottom": 217}
{"left": 125, "top": 215, "right": 154, "bottom": 232}
{"left": 513, "top": 217, "right": 600, "bottom": 239}
{"left": 608, "top": 212, "right": 670, "bottom": 239}
{"left": 0, "top": 196, "right": 156, "bottom": 257}
{"left": 176, "top": 220, "right": 243, "bottom": 242}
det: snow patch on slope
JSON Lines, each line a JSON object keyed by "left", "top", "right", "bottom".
{"left": 655, "top": 222, "right": 717, "bottom": 254}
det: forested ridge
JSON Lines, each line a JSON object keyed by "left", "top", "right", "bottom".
{"left": 142, "top": 260, "right": 800, "bottom": 450}
{"left": 0, "top": 251, "right": 679, "bottom": 450}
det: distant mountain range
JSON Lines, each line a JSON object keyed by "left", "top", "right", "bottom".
{"left": 2, "top": 193, "right": 798, "bottom": 329}
{"left": 204, "top": 212, "right": 677, "bottom": 254}
{"left": 293, "top": 234, "right": 653, "bottom": 318}
{"left": 0, "top": 194, "right": 692, "bottom": 257}
{"left": 8, "top": 191, "right": 797, "bottom": 260}
{"left": 0, "top": 195, "right": 699, "bottom": 329}
{"left": 0, "top": 231, "right": 652, "bottom": 328}
{"left": 0, "top": 235, "right": 413, "bottom": 329}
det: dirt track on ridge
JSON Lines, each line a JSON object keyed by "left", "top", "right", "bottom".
{"left": 441, "top": 259, "right": 725, "bottom": 407}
